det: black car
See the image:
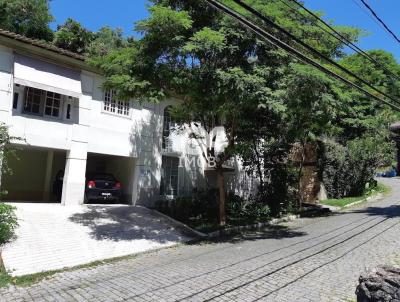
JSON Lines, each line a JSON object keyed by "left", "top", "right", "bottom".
{"left": 85, "top": 173, "right": 122, "bottom": 203}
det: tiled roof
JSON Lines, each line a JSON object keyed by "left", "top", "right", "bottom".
{"left": 0, "top": 28, "right": 85, "bottom": 61}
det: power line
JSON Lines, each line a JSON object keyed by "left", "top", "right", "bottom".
{"left": 229, "top": 0, "right": 400, "bottom": 107}
{"left": 350, "top": 0, "right": 382, "bottom": 29}
{"left": 358, "top": 0, "right": 400, "bottom": 45}
{"left": 281, "top": 0, "right": 400, "bottom": 82}
{"left": 201, "top": 0, "right": 400, "bottom": 111}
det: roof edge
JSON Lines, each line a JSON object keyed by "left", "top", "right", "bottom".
{"left": 0, "top": 28, "right": 85, "bottom": 61}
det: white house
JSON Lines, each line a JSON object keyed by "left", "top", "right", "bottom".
{"left": 0, "top": 29, "right": 255, "bottom": 206}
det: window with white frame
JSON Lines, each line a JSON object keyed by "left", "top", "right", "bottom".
{"left": 44, "top": 91, "right": 61, "bottom": 117}
{"left": 24, "top": 87, "right": 42, "bottom": 114}
{"left": 22, "top": 86, "right": 69, "bottom": 120}
{"left": 160, "top": 156, "right": 179, "bottom": 196}
{"left": 103, "top": 90, "right": 130, "bottom": 116}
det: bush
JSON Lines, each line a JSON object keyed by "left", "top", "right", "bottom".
{"left": 155, "top": 189, "right": 219, "bottom": 223}
{"left": 320, "top": 135, "right": 394, "bottom": 199}
{"left": 0, "top": 203, "right": 18, "bottom": 244}
{"left": 226, "top": 193, "right": 270, "bottom": 221}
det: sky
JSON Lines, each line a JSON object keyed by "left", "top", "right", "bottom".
{"left": 50, "top": 0, "right": 400, "bottom": 61}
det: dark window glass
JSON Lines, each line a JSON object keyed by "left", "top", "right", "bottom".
{"left": 162, "top": 106, "right": 175, "bottom": 150}
{"left": 66, "top": 104, "right": 71, "bottom": 119}
{"left": 24, "top": 87, "right": 42, "bottom": 114}
{"left": 13, "top": 92, "right": 18, "bottom": 109}
{"left": 44, "top": 91, "right": 61, "bottom": 117}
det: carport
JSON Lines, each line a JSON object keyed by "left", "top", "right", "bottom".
{"left": 1, "top": 147, "right": 66, "bottom": 202}
{"left": 86, "top": 153, "right": 135, "bottom": 203}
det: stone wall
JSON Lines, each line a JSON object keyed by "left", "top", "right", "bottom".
{"left": 290, "top": 142, "right": 320, "bottom": 204}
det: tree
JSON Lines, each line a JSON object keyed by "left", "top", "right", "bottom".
{"left": 0, "top": 0, "right": 53, "bottom": 41}
{"left": 91, "top": 0, "right": 362, "bottom": 225}
{"left": 337, "top": 50, "right": 400, "bottom": 140}
{"left": 53, "top": 18, "right": 95, "bottom": 54}
{"left": 87, "top": 27, "right": 128, "bottom": 57}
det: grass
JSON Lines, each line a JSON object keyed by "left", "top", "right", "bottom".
{"left": 320, "top": 182, "right": 390, "bottom": 209}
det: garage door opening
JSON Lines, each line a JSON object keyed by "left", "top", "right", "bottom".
{"left": 1, "top": 147, "right": 66, "bottom": 202}
{"left": 86, "top": 153, "right": 135, "bottom": 204}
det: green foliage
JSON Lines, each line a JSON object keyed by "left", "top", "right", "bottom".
{"left": 226, "top": 193, "right": 270, "bottom": 221}
{"left": 0, "top": 123, "right": 19, "bottom": 191}
{"left": 155, "top": 189, "right": 218, "bottom": 223}
{"left": 321, "top": 182, "right": 389, "bottom": 208}
{"left": 86, "top": 27, "right": 128, "bottom": 57}
{"left": 53, "top": 18, "right": 95, "bottom": 54}
{"left": 320, "top": 135, "right": 394, "bottom": 199}
{"left": 92, "top": 0, "right": 398, "bottom": 214}
{"left": 337, "top": 50, "right": 400, "bottom": 139}
{"left": 155, "top": 189, "right": 272, "bottom": 228}
{"left": 284, "top": 64, "right": 343, "bottom": 141}
{"left": 0, "top": 0, "right": 53, "bottom": 41}
{"left": 0, "top": 203, "right": 17, "bottom": 244}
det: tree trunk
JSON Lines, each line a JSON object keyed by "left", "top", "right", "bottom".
{"left": 217, "top": 167, "right": 226, "bottom": 226}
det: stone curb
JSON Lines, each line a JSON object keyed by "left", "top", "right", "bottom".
{"left": 203, "top": 214, "right": 299, "bottom": 238}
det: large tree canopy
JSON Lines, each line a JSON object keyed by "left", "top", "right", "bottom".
{"left": 53, "top": 18, "right": 95, "bottom": 54}
{"left": 0, "top": 0, "right": 53, "bottom": 41}
{"left": 90, "top": 0, "right": 368, "bottom": 224}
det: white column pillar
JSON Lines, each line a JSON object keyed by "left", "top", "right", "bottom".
{"left": 61, "top": 144, "right": 87, "bottom": 205}
{"left": 131, "top": 162, "right": 141, "bottom": 206}
{"left": 0, "top": 46, "right": 13, "bottom": 126}
{"left": 43, "top": 150, "right": 54, "bottom": 201}
{"left": 61, "top": 73, "right": 92, "bottom": 205}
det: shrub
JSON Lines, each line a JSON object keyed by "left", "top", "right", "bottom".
{"left": 155, "top": 189, "right": 219, "bottom": 223}
{"left": 0, "top": 203, "right": 18, "bottom": 244}
{"left": 320, "top": 135, "right": 394, "bottom": 199}
{"left": 226, "top": 193, "right": 270, "bottom": 221}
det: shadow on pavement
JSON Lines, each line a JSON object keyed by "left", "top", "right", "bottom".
{"left": 69, "top": 205, "right": 193, "bottom": 242}
{"left": 346, "top": 204, "right": 400, "bottom": 219}
{"left": 201, "top": 225, "right": 308, "bottom": 245}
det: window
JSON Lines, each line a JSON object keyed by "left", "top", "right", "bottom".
{"left": 24, "top": 87, "right": 42, "bottom": 114}
{"left": 44, "top": 91, "right": 61, "bottom": 117}
{"left": 103, "top": 90, "right": 130, "bottom": 116}
{"left": 13, "top": 92, "right": 19, "bottom": 109}
{"left": 162, "top": 106, "right": 175, "bottom": 150}
{"left": 160, "top": 156, "right": 179, "bottom": 196}
{"left": 66, "top": 104, "right": 71, "bottom": 119}
{"left": 22, "top": 87, "right": 65, "bottom": 119}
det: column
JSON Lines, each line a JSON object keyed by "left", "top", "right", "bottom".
{"left": 0, "top": 46, "right": 13, "bottom": 125}
{"left": 61, "top": 73, "right": 92, "bottom": 205}
{"left": 61, "top": 142, "right": 87, "bottom": 205}
{"left": 43, "top": 150, "right": 54, "bottom": 201}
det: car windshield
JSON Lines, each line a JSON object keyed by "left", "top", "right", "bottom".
{"left": 87, "top": 173, "right": 115, "bottom": 181}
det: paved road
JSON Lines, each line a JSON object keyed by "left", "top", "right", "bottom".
{"left": 3, "top": 178, "right": 400, "bottom": 302}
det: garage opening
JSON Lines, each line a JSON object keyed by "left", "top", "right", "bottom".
{"left": 86, "top": 153, "right": 135, "bottom": 204}
{"left": 1, "top": 147, "right": 66, "bottom": 202}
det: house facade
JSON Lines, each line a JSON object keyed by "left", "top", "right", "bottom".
{"left": 0, "top": 29, "right": 256, "bottom": 206}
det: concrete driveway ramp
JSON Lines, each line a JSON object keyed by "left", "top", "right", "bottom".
{"left": 2, "top": 203, "right": 194, "bottom": 276}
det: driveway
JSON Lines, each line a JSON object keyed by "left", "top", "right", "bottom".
{"left": 2, "top": 203, "right": 194, "bottom": 276}
{"left": 2, "top": 177, "right": 400, "bottom": 301}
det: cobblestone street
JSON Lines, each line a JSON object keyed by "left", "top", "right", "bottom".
{"left": 2, "top": 177, "right": 400, "bottom": 301}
